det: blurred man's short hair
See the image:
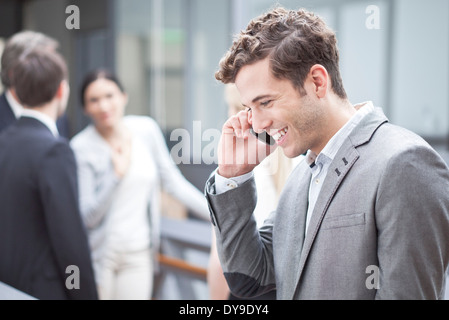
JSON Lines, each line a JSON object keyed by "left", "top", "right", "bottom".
{"left": 11, "top": 49, "right": 67, "bottom": 108}
{"left": 1, "top": 30, "right": 59, "bottom": 88}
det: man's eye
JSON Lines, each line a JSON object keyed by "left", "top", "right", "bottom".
{"left": 261, "top": 100, "right": 272, "bottom": 107}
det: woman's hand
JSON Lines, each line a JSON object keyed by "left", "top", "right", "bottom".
{"left": 110, "top": 134, "right": 132, "bottom": 178}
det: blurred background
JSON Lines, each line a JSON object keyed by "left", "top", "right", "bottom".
{"left": 1, "top": 0, "right": 448, "bottom": 299}
{"left": 1, "top": 0, "right": 448, "bottom": 153}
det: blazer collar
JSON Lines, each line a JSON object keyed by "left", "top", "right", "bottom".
{"left": 20, "top": 109, "right": 59, "bottom": 138}
{"left": 0, "top": 93, "right": 16, "bottom": 126}
{"left": 348, "top": 107, "right": 389, "bottom": 148}
{"left": 289, "top": 107, "right": 389, "bottom": 299}
{"left": 17, "top": 116, "right": 58, "bottom": 140}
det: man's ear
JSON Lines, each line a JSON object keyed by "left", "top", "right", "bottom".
{"left": 56, "top": 79, "right": 69, "bottom": 99}
{"left": 309, "top": 64, "right": 328, "bottom": 99}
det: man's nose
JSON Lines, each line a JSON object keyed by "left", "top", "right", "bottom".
{"left": 250, "top": 111, "right": 272, "bottom": 134}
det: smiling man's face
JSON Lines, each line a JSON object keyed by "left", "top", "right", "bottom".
{"left": 235, "top": 57, "right": 327, "bottom": 158}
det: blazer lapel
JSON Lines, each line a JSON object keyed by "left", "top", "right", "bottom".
{"left": 290, "top": 143, "right": 359, "bottom": 298}
{"left": 307, "top": 145, "right": 359, "bottom": 247}
{"left": 280, "top": 165, "right": 310, "bottom": 299}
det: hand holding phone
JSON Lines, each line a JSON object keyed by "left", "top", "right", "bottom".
{"left": 218, "top": 109, "right": 276, "bottom": 178}
{"left": 249, "top": 127, "right": 275, "bottom": 146}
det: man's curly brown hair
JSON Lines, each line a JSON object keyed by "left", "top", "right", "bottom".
{"left": 215, "top": 7, "right": 347, "bottom": 99}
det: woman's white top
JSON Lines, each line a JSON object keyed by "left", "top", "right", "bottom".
{"left": 70, "top": 115, "right": 209, "bottom": 262}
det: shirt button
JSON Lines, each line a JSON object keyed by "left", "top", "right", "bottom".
{"left": 315, "top": 179, "right": 320, "bottom": 184}
{"left": 227, "top": 182, "right": 237, "bottom": 189}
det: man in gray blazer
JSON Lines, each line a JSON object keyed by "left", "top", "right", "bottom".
{"left": 205, "top": 7, "right": 449, "bottom": 299}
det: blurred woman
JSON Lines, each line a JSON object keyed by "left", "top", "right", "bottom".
{"left": 70, "top": 69, "right": 209, "bottom": 300}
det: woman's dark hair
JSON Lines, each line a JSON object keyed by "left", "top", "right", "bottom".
{"left": 80, "top": 69, "right": 125, "bottom": 107}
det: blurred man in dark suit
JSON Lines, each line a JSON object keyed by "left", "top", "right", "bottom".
{"left": 0, "top": 30, "right": 69, "bottom": 137}
{"left": 0, "top": 47, "right": 98, "bottom": 300}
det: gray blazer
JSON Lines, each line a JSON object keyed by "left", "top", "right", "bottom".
{"left": 206, "top": 108, "right": 449, "bottom": 299}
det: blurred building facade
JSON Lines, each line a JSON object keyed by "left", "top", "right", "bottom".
{"left": 0, "top": 0, "right": 448, "bottom": 155}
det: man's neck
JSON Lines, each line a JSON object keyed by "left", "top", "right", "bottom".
{"left": 5, "top": 89, "right": 24, "bottom": 119}
{"left": 25, "top": 102, "right": 59, "bottom": 121}
{"left": 311, "top": 98, "right": 355, "bottom": 155}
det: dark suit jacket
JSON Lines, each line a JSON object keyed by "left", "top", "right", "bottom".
{"left": 0, "top": 92, "right": 70, "bottom": 137}
{"left": 0, "top": 93, "right": 16, "bottom": 135}
{"left": 0, "top": 116, "right": 98, "bottom": 300}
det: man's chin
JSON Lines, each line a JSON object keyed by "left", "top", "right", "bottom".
{"left": 283, "top": 146, "right": 306, "bottom": 159}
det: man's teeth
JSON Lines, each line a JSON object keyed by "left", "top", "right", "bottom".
{"left": 272, "top": 128, "right": 288, "bottom": 141}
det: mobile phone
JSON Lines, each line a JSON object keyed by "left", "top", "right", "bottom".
{"left": 249, "top": 127, "right": 275, "bottom": 145}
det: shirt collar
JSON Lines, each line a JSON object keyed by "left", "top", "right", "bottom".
{"left": 20, "top": 108, "right": 59, "bottom": 138}
{"left": 5, "top": 90, "right": 24, "bottom": 119}
{"left": 306, "top": 101, "right": 375, "bottom": 169}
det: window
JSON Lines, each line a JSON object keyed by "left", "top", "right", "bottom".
{"left": 115, "top": 0, "right": 230, "bottom": 133}
{"left": 0, "top": 38, "right": 5, "bottom": 93}
{"left": 114, "top": 0, "right": 449, "bottom": 154}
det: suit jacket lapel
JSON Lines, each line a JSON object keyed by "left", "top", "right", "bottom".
{"left": 305, "top": 144, "right": 360, "bottom": 244}
{"left": 288, "top": 143, "right": 359, "bottom": 299}
{"left": 281, "top": 165, "right": 310, "bottom": 299}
